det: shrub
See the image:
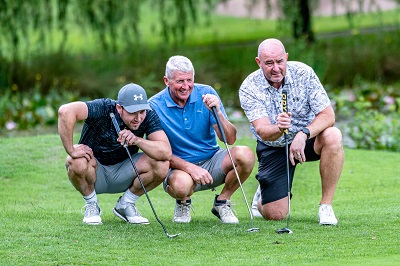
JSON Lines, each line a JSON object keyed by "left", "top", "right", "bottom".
{"left": 333, "top": 82, "right": 400, "bottom": 151}
{"left": 0, "top": 88, "right": 84, "bottom": 130}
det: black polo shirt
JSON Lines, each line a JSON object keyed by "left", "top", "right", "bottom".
{"left": 78, "top": 98, "right": 163, "bottom": 166}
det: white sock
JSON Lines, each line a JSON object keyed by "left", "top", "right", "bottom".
{"left": 121, "top": 189, "right": 140, "bottom": 205}
{"left": 83, "top": 190, "right": 98, "bottom": 204}
{"left": 252, "top": 185, "right": 261, "bottom": 206}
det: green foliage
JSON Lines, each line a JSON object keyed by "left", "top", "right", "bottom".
{"left": 332, "top": 82, "right": 400, "bottom": 151}
{"left": 349, "top": 109, "right": 400, "bottom": 151}
{"left": 1, "top": 2, "right": 400, "bottom": 96}
{"left": 0, "top": 0, "right": 217, "bottom": 58}
{"left": 322, "top": 31, "right": 400, "bottom": 87}
{"left": 1, "top": 81, "right": 399, "bottom": 152}
{"left": 0, "top": 0, "right": 56, "bottom": 58}
{"left": 1, "top": 2, "right": 399, "bottom": 152}
{"left": 1, "top": 135, "right": 400, "bottom": 265}
{"left": 0, "top": 88, "right": 83, "bottom": 130}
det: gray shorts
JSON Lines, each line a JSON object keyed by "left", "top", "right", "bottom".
{"left": 163, "top": 149, "right": 227, "bottom": 192}
{"left": 94, "top": 153, "right": 143, "bottom": 194}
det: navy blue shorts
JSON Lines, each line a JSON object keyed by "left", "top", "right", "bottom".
{"left": 255, "top": 137, "right": 320, "bottom": 205}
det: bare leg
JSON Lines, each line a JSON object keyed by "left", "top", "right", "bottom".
{"left": 129, "top": 155, "right": 170, "bottom": 196}
{"left": 219, "top": 146, "right": 255, "bottom": 200}
{"left": 66, "top": 156, "right": 97, "bottom": 196}
{"left": 314, "top": 127, "right": 344, "bottom": 205}
{"left": 260, "top": 197, "right": 288, "bottom": 220}
{"left": 166, "top": 170, "right": 195, "bottom": 201}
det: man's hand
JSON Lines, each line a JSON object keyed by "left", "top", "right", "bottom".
{"left": 276, "top": 112, "right": 292, "bottom": 133}
{"left": 202, "top": 94, "right": 220, "bottom": 111}
{"left": 117, "top": 129, "right": 139, "bottom": 146}
{"left": 189, "top": 164, "right": 213, "bottom": 186}
{"left": 70, "top": 144, "right": 93, "bottom": 162}
{"left": 289, "top": 132, "right": 307, "bottom": 165}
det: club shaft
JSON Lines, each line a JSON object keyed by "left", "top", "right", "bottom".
{"left": 225, "top": 143, "right": 254, "bottom": 221}
{"left": 211, "top": 107, "right": 257, "bottom": 229}
{"left": 285, "top": 133, "right": 291, "bottom": 228}
{"left": 282, "top": 89, "right": 291, "bottom": 230}
{"left": 110, "top": 113, "right": 179, "bottom": 238}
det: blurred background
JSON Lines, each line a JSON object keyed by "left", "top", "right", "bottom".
{"left": 0, "top": 0, "right": 399, "bottom": 151}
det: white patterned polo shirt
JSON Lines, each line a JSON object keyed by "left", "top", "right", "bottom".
{"left": 239, "top": 61, "right": 331, "bottom": 147}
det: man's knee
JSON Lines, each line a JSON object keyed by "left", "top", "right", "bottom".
{"left": 317, "top": 127, "right": 343, "bottom": 152}
{"left": 322, "top": 127, "right": 342, "bottom": 144}
{"left": 261, "top": 198, "right": 288, "bottom": 221}
{"left": 168, "top": 171, "right": 194, "bottom": 197}
{"left": 233, "top": 146, "right": 255, "bottom": 168}
{"left": 152, "top": 160, "right": 170, "bottom": 181}
{"left": 262, "top": 207, "right": 288, "bottom": 221}
{"left": 66, "top": 156, "right": 95, "bottom": 176}
{"left": 263, "top": 212, "right": 287, "bottom": 221}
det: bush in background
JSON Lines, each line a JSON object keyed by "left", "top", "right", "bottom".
{"left": 332, "top": 81, "right": 400, "bottom": 151}
{"left": 0, "top": 88, "right": 84, "bottom": 131}
{"left": 1, "top": 29, "right": 399, "bottom": 109}
{"left": 1, "top": 81, "right": 399, "bottom": 152}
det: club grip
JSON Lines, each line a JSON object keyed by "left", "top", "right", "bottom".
{"left": 211, "top": 106, "right": 227, "bottom": 143}
{"left": 282, "top": 89, "right": 288, "bottom": 113}
{"left": 110, "top": 113, "right": 121, "bottom": 134}
{"left": 282, "top": 90, "right": 288, "bottom": 134}
{"left": 110, "top": 113, "right": 127, "bottom": 148}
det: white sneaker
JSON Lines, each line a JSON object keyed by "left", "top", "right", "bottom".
{"left": 318, "top": 204, "right": 338, "bottom": 225}
{"left": 173, "top": 200, "right": 192, "bottom": 223}
{"left": 251, "top": 185, "right": 263, "bottom": 218}
{"left": 113, "top": 197, "right": 149, "bottom": 224}
{"left": 211, "top": 195, "right": 239, "bottom": 224}
{"left": 82, "top": 202, "right": 102, "bottom": 225}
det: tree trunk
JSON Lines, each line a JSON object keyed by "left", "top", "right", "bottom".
{"left": 293, "top": 0, "right": 315, "bottom": 42}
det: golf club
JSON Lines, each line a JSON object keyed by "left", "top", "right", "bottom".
{"left": 211, "top": 106, "right": 260, "bottom": 233}
{"left": 275, "top": 89, "right": 293, "bottom": 234}
{"left": 110, "top": 113, "right": 180, "bottom": 239}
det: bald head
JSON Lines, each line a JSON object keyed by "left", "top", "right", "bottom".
{"left": 257, "top": 38, "right": 286, "bottom": 58}
{"left": 255, "top": 38, "right": 288, "bottom": 88}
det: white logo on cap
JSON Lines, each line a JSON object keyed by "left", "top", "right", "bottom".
{"left": 134, "top": 94, "right": 143, "bottom": 101}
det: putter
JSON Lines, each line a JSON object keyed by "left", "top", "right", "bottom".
{"left": 275, "top": 89, "right": 293, "bottom": 235}
{"left": 211, "top": 107, "right": 260, "bottom": 233}
{"left": 110, "top": 113, "right": 180, "bottom": 239}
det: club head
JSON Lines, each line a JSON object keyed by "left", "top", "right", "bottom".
{"left": 275, "top": 227, "right": 293, "bottom": 234}
{"left": 246, "top": 227, "right": 260, "bottom": 233}
{"left": 167, "top": 233, "right": 181, "bottom": 239}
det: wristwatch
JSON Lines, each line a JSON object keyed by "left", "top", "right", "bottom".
{"left": 301, "top": 127, "right": 310, "bottom": 139}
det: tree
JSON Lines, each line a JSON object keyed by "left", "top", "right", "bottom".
{"left": 0, "top": 0, "right": 217, "bottom": 58}
{"left": 0, "top": 0, "right": 218, "bottom": 90}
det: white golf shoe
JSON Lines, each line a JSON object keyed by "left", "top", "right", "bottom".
{"left": 318, "top": 204, "right": 338, "bottom": 225}
{"left": 113, "top": 197, "right": 149, "bottom": 224}
{"left": 211, "top": 195, "right": 239, "bottom": 224}
{"left": 173, "top": 199, "right": 192, "bottom": 223}
{"left": 82, "top": 202, "right": 102, "bottom": 225}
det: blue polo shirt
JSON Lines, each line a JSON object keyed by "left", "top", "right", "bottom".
{"left": 149, "top": 84, "right": 228, "bottom": 163}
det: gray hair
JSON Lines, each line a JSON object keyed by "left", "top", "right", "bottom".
{"left": 165, "top": 55, "right": 195, "bottom": 79}
{"left": 257, "top": 38, "right": 286, "bottom": 58}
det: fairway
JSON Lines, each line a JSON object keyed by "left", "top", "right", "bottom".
{"left": 0, "top": 134, "right": 399, "bottom": 265}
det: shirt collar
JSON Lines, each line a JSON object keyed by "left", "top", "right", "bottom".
{"left": 257, "top": 68, "right": 293, "bottom": 92}
{"left": 165, "top": 86, "right": 199, "bottom": 108}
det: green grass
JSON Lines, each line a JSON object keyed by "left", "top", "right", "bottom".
{"left": 0, "top": 134, "right": 399, "bottom": 265}
{"left": 183, "top": 8, "right": 400, "bottom": 46}
{"left": 312, "top": 9, "right": 400, "bottom": 33}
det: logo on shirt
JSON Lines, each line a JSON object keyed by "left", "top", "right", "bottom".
{"left": 134, "top": 94, "right": 143, "bottom": 101}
